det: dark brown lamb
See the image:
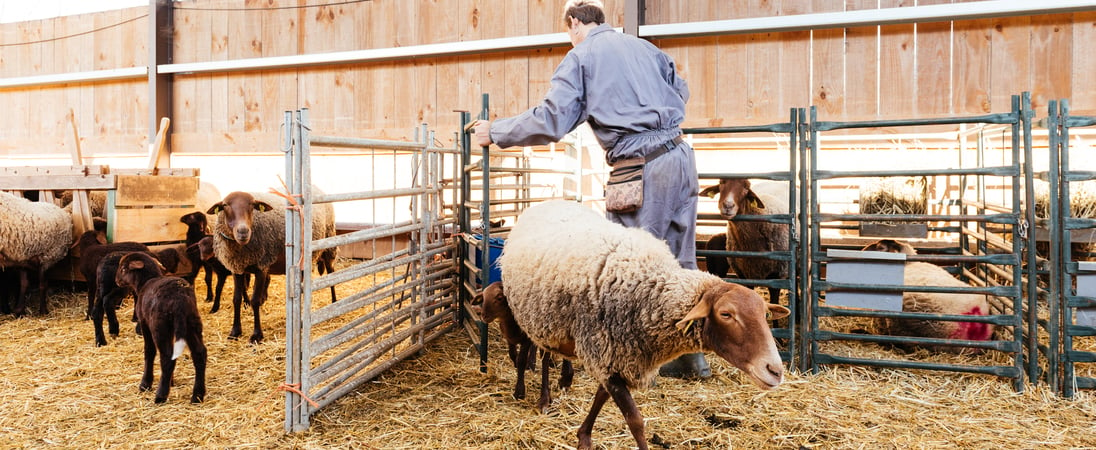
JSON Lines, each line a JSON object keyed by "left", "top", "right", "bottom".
{"left": 115, "top": 252, "right": 207, "bottom": 404}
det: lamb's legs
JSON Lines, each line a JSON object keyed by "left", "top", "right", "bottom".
{"left": 202, "top": 263, "right": 215, "bottom": 304}
{"left": 210, "top": 270, "right": 227, "bottom": 313}
{"left": 513, "top": 339, "right": 534, "bottom": 400}
{"left": 154, "top": 342, "right": 177, "bottom": 403}
{"left": 536, "top": 349, "right": 553, "bottom": 412}
{"left": 559, "top": 358, "right": 574, "bottom": 389}
{"left": 188, "top": 336, "right": 208, "bottom": 403}
{"left": 35, "top": 266, "right": 48, "bottom": 315}
{"left": 139, "top": 327, "right": 156, "bottom": 393}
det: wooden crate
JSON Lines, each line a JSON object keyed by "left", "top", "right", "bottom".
{"left": 0, "top": 166, "right": 201, "bottom": 282}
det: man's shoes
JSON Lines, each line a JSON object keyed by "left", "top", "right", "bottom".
{"left": 658, "top": 352, "right": 712, "bottom": 380}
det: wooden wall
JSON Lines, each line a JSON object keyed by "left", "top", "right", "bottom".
{"left": 1, "top": 0, "right": 1095, "bottom": 158}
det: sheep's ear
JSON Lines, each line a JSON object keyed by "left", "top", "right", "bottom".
{"left": 207, "top": 202, "right": 225, "bottom": 215}
{"left": 676, "top": 295, "right": 713, "bottom": 330}
{"left": 471, "top": 291, "right": 484, "bottom": 305}
{"left": 746, "top": 191, "right": 766, "bottom": 210}
{"left": 253, "top": 200, "right": 274, "bottom": 212}
{"left": 767, "top": 304, "right": 790, "bottom": 321}
{"left": 699, "top": 185, "right": 720, "bottom": 198}
{"left": 128, "top": 259, "right": 146, "bottom": 270}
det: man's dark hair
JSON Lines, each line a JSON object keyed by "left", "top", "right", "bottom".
{"left": 563, "top": 0, "right": 605, "bottom": 29}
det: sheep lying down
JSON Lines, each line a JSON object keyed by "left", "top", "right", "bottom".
{"left": 499, "top": 200, "right": 789, "bottom": 450}
{"left": 861, "top": 239, "right": 995, "bottom": 354}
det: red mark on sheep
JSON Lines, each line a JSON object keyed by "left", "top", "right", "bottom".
{"left": 951, "top": 306, "right": 993, "bottom": 341}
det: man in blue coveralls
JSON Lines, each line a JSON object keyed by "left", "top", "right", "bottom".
{"left": 471, "top": 0, "right": 709, "bottom": 379}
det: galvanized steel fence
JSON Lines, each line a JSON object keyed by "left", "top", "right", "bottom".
{"left": 278, "top": 91, "right": 1096, "bottom": 432}
{"left": 282, "top": 109, "right": 461, "bottom": 431}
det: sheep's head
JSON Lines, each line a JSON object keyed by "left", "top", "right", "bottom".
{"left": 115, "top": 252, "right": 166, "bottom": 291}
{"left": 861, "top": 239, "right": 917, "bottom": 255}
{"left": 471, "top": 281, "right": 508, "bottom": 323}
{"left": 206, "top": 192, "right": 274, "bottom": 245}
{"left": 679, "top": 281, "right": 788, "bottom": 390}
{"left": 180, "top": 211, "right": 210, "bottom": 235}
{"left": 700, "top": 178, "right": 764, "bottom": 219}
{"left": 196, "top": 236, "right": 216, "bottom": 261}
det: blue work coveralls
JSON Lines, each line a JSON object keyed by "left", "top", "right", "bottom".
{"left": 490, "top": 23, "right": 699, "bottom": 269}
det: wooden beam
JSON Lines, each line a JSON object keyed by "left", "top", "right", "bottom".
{"left": 148, "top": 0, "right": 174, "bottom": 169}
{"left": 624, "top": 0, "right": 645, "bottom": 36}
{"left": 0, "top": 175, "right": 116, "bottom": 191}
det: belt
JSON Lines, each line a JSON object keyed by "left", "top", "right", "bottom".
{"left": 644, "top": 135, "right": 684, "bottom": 163}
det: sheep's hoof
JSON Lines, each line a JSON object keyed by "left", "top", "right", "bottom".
{"left": 95, "top": 340, "right": 107, "bottom": 347}
{"left": 139, "top": 383, "right": 152, "bottom": 392}
{"left": 154, "top": 396, "right": 167, "bottom": 404}
{"left": 209, "top": 304, "right": 220, "bottom": 314}
{"left": 228, "top": 327, "right": 242, "bottom": 340}
{"left": 249, "top": 333, "right": 264, "bottom": 344}
{"left": 191, "top": 394, "right": 205, "bottom": 404}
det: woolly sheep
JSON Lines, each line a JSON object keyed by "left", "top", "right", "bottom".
{"left": 206, "top": 190, "right": 335, "bottom": 343}
{"left": 115, "top": 252, "right": 207, "bottom": 403}
{"left": 700, "top": 178, "right": 790, "bottom": 304}
{"left": 0, "top": 191, "right": 73, "bottom": 316}
{"left": 499, "top": 200, "right": 789, "bottom": 450}
{"left": 472, "top": 281, "right": 573, "bottom": 412}
{"left": 860, "top": 239, "right": 995, "bottom": 354}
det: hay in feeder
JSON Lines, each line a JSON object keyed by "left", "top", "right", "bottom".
{"left": 859, "top": 177, "right": 928, "bottom": 217}
{"left": 1033, "top": 179, "right": 1096, "bottom": 220}
{"left": 2, "top": 259, "right": 1096, "bottom": 449}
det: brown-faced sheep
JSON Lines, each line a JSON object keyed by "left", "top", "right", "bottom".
{"left": 700, "top": 178, "right": 790, "bottom": 304}
{"left": 472, "top": 281, "right": 573, "bottom": 412}
{"left": 499, "top": 200, "right": 788, "bottom": 450}
{"left": 860, "top": 239, "right": 995, "bottom": 354}
{"left": 206, "top": 190, "right": 335, "bottom": 343}
{"left": 115, "top": 252, "right": 207, "bottom": 404}
{"left": 0, "top": 191, "right": 74, "bottom": 316}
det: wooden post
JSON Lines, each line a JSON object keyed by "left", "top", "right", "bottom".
{"left": 624, "top": 0, "right": 645, "bottom": 36}
{"left": 148, "top": 0, "right": 174, "bottom": 169}
{"left": 68, "top": 109, "right": 95, "bottom": 237}
{"left": 148, "top": 117, "right": 171, "bottom": 172}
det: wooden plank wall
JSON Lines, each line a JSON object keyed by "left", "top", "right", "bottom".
{"left": 0, "top": 8, "right": 147, "bottom": 158}
{"left": 1, "top": 0, "right": 1095, "bottom": 158}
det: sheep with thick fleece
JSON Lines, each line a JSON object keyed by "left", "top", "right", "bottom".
{"left": 0, "top": 191, "right": 73, "bottom": 316}
{"left": 207, "top": 190, "right": 335, "bottom": 343}
{"left": 499, "top": 200, "right": 788, "bottom": 450}
{"left": 860, "top": 239, "right": 995, "bottom": 354}
{"left": 700, "top": 179, "right": 790, "bottom": 304}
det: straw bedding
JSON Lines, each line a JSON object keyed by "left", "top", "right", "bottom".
{"left": 2, "top": 263, "right": 1096, "bottom": 449}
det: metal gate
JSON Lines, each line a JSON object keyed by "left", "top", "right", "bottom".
{"left": 686, "top": 110, "right": 804, "bottom": 366}
{"left": 802, "top": 93, "right": 1035, "bottom": 390}
{"left": 282, "top": 109, "right": 461, "bottom": 431}
{"left": 1045, "top": 98, "right": 1096, "bottom": 396}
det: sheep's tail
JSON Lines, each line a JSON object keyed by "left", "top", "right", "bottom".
{"left": 171, "top": 304, "right": 197, "bottom": 360}
{"left": 172, "top": 338, "right": 187, "bottom": 361}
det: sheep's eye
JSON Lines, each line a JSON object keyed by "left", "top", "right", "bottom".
{"left": 720, "top": 312, "right": 734, "bottom": 320}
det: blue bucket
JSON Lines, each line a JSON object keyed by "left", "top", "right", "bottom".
{"left": 472, "top": 234, "right": 505, "bottom": 285}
